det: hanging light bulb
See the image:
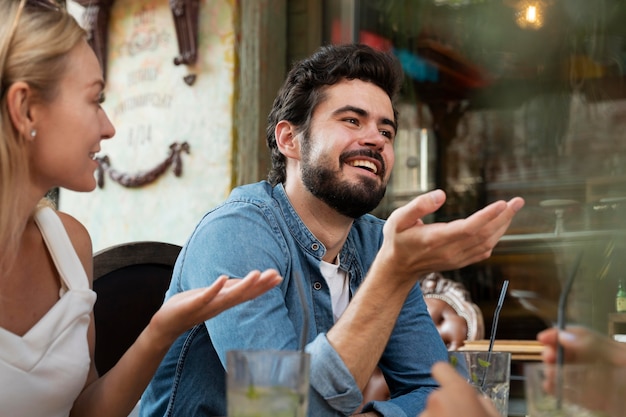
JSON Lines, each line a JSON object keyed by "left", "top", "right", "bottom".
{"left": 526, "top": 5, "right": 538, "bottom": 23}
{"left": 509, "top": 0, "right": 548, "bottom": 30}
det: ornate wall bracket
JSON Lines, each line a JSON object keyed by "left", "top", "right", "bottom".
{"left": 170, "top": 0, "right": 200, "bottom": 66}
{"left": 76, "top": 0, "right": 115, "bottom": 80}
{"left": 75, "top": 0, "right": 200, "bottom": 84}
{"left": 96, "top": 142, "right": 190, "bottom": 188}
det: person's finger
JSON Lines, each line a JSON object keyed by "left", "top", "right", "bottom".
{"left": 509, "top": 197, "right": 526, "bottom": 211}
{"left": 448, "top": 341, "right": 462, "bottom": 351}
{"left": 537, "top": 327, "right": 558, "bottom": 343}
{"left": 537, "top": 327, "right": 559, "bottom": 352}
{"left": 537, "top": 327, "right": 561, "bottom": 364}
{"left": 194, "top": 275, "right": 229, "bottom": 303}
{"left": 244, "top": 269, "right": 283, "bottom": 298}
{"left": 212, "top": 275, "right": 229, "bottom": 289}
{"left": 218, "top": 269, "right": 282, "bottom": 305}
{"left": 223, "top": 270, "right": 261, "bottom": 288}
{"left": 557, "top": 327, "right": 603, "bottom": 363}
{"left": 430, "top": 200, "right": 514, "bottom": 251}
{"left": 387, "top": 189, "right": 446, "bottom": 232}
{"left": 430, "top": 362, "right": 468, "bottom": 388}
{"left": 452, "top": 198, "right": 523, "bottom": 265}
{"left": 464, "top": 197, "right": 524, "bottom": 237}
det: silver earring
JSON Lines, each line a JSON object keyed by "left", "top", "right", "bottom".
{"left": 30, "top": 129, "right": 37, "bottom": 138}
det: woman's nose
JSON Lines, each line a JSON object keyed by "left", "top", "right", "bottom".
{"left": 100, "top": 110, "right": 116, "bottom": 140}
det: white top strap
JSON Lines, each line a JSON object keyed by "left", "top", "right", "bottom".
{"left": 34, "top": 207, "right": 89, "bottom": 291}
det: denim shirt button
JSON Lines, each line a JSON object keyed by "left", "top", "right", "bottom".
{"left": 311, "top": 243, "right": 319, "bottom": 251}
{"left": 313, "top": 281, "right": 322, "bottom": 290}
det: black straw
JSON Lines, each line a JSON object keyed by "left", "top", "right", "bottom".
{"left": 481, "top": 279, "right": 509, "bottom": 390}
{"left": 555, "top": 251, "right": 583, "bottom": 409}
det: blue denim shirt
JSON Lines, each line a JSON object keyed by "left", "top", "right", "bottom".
{"left": 140, "top": 181, "right": 447, "bottom": 417}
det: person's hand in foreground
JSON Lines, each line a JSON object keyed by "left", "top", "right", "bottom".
{"left": 150, "top": 269, "right": 283, "bottom": 345}
{"left": 418, "top": 362, "right": 501, "bottom": 417}
{"left": 537, "top": 325, "right": 626, "bottom": 367}
{"left": 536, "top": 326, "right": 626, "bottom": 417}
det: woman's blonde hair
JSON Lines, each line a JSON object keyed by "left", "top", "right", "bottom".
{"left": 0, "top": 0, "right": 86, "bottom": 272}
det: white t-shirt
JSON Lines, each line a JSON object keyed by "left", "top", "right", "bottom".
{"left": 320, "top": 258, "right": 349, "bottom": 322}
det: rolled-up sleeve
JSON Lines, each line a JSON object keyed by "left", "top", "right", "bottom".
{"left": 306, "top": 333, "right": 363, "bottom": 415}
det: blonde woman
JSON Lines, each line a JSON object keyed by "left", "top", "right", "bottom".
{"left": 0, "top": 1, "right": 281, "bottom": 416}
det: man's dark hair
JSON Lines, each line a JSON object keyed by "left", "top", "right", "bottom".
{"left": 266, "top": 43, "right": 404, "bottom": 186}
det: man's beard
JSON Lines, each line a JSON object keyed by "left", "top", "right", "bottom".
{"left": 301, "top": 147, "right": 387, "bottom": 219}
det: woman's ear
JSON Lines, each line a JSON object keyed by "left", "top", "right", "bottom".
{"left": 275, "top": 120, "right": 300, "bottom": 159}
{"left": 5, "top": 81, "right": 35, "bottom": 140}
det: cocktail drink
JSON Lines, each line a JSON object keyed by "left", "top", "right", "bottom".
{"left": 227, "top": 350, "right": 310, "bottom": 417}
{"left": 449, "top": 351, "right": 511, "bottom": 417}
{"left": 481, "top": 380, "right": 510, "bottom": 417}
{"left": 227, "top": 385, "right": 305, "bottom": 417}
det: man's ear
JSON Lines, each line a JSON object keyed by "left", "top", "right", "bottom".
{"left": 5, "top": 81, "right": 35, "bottom": 140}
{"left": 275, "top": 120, "right": 300, "bottom": 159}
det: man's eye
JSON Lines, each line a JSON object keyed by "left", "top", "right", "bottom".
{"left": 97, "top": 92, "right": 106, "bottom": 104}
{"left": 345, "top": 118, "right": 358, "bottom": 125}
{"left": 380, "top": 130, "right": 393, "bottom": 139}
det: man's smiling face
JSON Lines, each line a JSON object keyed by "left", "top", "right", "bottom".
{"left": 299, "top": 78, "right": 396, "bottom": 218}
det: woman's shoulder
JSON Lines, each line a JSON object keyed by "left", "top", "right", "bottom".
{"left": 54, "top": 210, "right": 90, "bottom": 244}
{"left": 55, "top": 210, "right": 93, "bottom": 279}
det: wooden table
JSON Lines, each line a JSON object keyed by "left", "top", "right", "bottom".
{"left": 459, "top": 339, "right": 544, "bottom": 361}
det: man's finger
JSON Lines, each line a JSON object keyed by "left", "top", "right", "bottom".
{"left": 389, "top": 189, "right": 446, "bottom": 232}
{"left": 430, "top": 361, "right": 467, "bottom": 388}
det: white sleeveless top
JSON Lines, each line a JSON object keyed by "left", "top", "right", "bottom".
{"left": 0, "top": 207, "right": 96, "bottom": 417}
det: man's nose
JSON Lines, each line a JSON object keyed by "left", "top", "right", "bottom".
{"left": 359, "top": 124, "right": 386, "bottom": 150}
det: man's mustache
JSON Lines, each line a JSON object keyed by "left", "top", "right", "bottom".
{"left": 340, "top": 149, "right": 386, "bottom": 177}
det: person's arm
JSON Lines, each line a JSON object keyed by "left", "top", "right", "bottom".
{"left": 71, "top": 272, "right": 281, "bottom": 417}
{"left": 537, "top": 326, "right": 626, "bottom": 367}
{"left": 358, "top": 284, "right": 448, "bottom": 417}
{"left": 327, "top": 190, "right": 524, "bottom": 391}
{"left": 418, "top": 362, "right": 501, "bottom": 417}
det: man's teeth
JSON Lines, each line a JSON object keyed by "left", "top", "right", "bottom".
{"left": 348, "top": 160, "right": 377, "bottom": 174}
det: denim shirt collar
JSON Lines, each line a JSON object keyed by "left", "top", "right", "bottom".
{"left": 272, "top": 183, "right": 367, "bottom": 277}
{"left": 273, "top": 183, "right": 328, "bottom": 260}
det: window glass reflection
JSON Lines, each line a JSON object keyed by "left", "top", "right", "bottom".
{"left": 323, "top": 0, "right": 626, "bottom": 341}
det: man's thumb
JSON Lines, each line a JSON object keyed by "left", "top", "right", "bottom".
{"left": 388, "top": 189, "right": 446, "bottom": 231}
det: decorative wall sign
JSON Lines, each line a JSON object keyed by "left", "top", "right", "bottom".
{"left": 62, "top": 0, "right": 236, "bottom": 251}
{"left": 95, "top": 141, "right": 190, "bottom": 188}
{"left": 75, "top": 0, "right": 200, "bottom": 83}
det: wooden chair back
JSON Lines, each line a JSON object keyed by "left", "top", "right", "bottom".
{"left": 92, "top": 241, "right": 181, "bottom": 375}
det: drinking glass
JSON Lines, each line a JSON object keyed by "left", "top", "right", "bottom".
{"left": 525, "top": 363, "right": 626, "bottom": 417}
{"left": 227, "top": 349, "right": 310, "bottom": 417}
{"left": 449, "top": 351, "right": 511, "bottom": 416}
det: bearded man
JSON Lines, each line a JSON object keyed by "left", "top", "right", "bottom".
{"left": 140, "top": 43, "right": 524, "bottom": 417}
